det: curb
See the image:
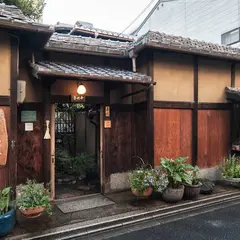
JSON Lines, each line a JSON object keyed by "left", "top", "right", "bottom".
{"left": 7, "top": 191, "right": 240, "bottom": 240}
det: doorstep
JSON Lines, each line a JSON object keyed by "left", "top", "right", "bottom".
{"left": 4, "top": 184, "right": 240, "bottom": 240}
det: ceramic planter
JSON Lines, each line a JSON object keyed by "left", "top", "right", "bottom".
{"left": 19, "top": 206, "right": 45, "bottom": 218}
{"left": 132, "top": 187, "right": 153, "bottom": 199}
{"left": 0, "top": 207, "right": 15, "bottom": 237}
{"left": 162, "top": 185, "right": 184, "bottom": 203}
{"left": 184, "top": 183, "right": 202, "bottom": 200}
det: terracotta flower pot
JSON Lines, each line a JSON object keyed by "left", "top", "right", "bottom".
{"left": 132, "top": 187, "right": 153, "bottom": 199}
{"left": 19, "top": 206, "right": 45, "bottom": 218}
{"left": 162, "top": 185, "right": 184, "bottom": 203}
{"left": 184, "top": 183, "right": 202, "bottom": 200}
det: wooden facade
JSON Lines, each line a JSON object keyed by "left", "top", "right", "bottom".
{"left": 0, "top": 9, "right": 239, "bottom": 194}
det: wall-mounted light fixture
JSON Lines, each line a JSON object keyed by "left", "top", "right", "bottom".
{"left": 77, "top": 82, "right": 86, "bottom": 95}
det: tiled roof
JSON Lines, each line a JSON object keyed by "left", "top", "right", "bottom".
{"left": 133, "top": 31, "right": 240, "bottom": 60}
{"left": 45, "top": 33, "right": 130, "bottom": 57}
{"left": 0, "top": 3, "right": 53, "bottom": 32}
{"left": 225, "top": 87, "right": 240, "bottom": 102}
{"left": 54, "top": 21, "right": 135, "bottom": 42}
{"left": 30, "top": 61, "right": 152, "bottom": 84}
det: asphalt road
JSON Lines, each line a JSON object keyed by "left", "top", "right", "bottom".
{"left": 106, "top": 203, "right": 240, "bottom": 240}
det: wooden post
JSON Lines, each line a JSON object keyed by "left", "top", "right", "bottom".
{"left": 42, "top": 80, "right": 53, "bottom": 184}
{"left": 147, "top": 51, "right": 154, "bottom": 166}
{"left": 192, "top": 56, "right": 199, "bottom": 166}
{"left": 9, "top": 36, "right": 18, "bottom": 191}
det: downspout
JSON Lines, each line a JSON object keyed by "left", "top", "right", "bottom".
{"left": 129, "top": 49, "right": 138, "bottom": 72}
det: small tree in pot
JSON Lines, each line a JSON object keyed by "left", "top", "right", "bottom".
{"left": 161, "top": 157, "right": 192, "bottom": 203}
{"left": 183, "top": 166, "right": 202, "bottom": 200}
{"left": 0, "top": 187, "right": 15, "bottom": 237}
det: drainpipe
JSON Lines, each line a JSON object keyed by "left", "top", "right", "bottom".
{"left": 129, "top": 49, "right": 138, "bottom": 72}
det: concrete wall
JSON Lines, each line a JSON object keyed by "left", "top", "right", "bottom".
{"left": 0, "top": 31, "right": 10, "bottom": 96}
{"left": 136, "top": 0, "right": 240, "bottom": 45}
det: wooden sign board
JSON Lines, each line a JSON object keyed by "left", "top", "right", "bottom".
{"left": 0, "top": 109, "right": 8, "bottom": 166}
{"left": 21, "top": 111, "right": 36, "bottom": 122}
{"left": 104, "top": 120, "right": 111, "bottom": 128}
{"left": 105, "top": 106, "right": 110, "bottom": 117}
{"left": 71, "top": 95, "right": 86, "bottom": 103}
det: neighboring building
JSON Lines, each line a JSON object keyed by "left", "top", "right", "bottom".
{"left": 1, "top": 3, "right": 240, "bottom": 198}
{"left": 132, "top": 0, "right": 240, "bottom": 46}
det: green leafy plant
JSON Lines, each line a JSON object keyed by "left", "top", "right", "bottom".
{"left": 185, "top": 166, "right": 201, "bottom": 186}
{"left": 161, "top": 157, "right": 192, "bottom": 189}
{"left": 16, "top": 179, "right": 52, "bottom": 215}
{"left": 71, "top": 153, "right": 96, "bottom": 178}
{"left": 129, "top": 167, "right": 153, "bottom": 195}
{"left": 0, "top": 187, "right": 11, "bottom": 215}
{"left": 221, "top": 154, "right": 240, "bottom": 178}
{"left": 55, "top": 147, "right": 72, "bottom": 175}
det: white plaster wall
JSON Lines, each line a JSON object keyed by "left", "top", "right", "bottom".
{"left": 137, "top": 0, "right": 240, "bottom": 45}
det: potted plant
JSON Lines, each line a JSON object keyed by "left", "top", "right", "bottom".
{"left": 129, "top": 161, "right": 154, "bottom": 199}
{"left": 151, "top": 167, "right": 169, "bottom": 198}
{"left": 221, "top": 154, "right": 240, "bottom": 185}
{"left": 183, "top": 166, "right": 202, "bottom": 200}
{"left": 0, "top": 187, "right": 15, "bottom": 237}
{"left": 17, "top": 179, "right": 52, "bottom": 218}
{"left": 161, "top": 157, "right": 192, "bottom": 203}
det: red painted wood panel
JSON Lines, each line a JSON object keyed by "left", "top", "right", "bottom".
{"left": 0, "top": 107, "right": 10, "bottom": 189}
{"left": 197, "top": 110, "right": 230, "bottom": 168}
{"left": 17, "top": 104, "right": 43, "bottom": 184}
{"left": 154, "top": 109, "right": 192, "bottom": 166}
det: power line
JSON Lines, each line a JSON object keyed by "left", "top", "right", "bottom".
{"left": 119, "top": 0, "right": 157, "bottom": 35}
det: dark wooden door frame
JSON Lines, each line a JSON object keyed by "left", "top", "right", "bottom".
{"left": 9, "top": 36, "right": 18, "bottom": 192}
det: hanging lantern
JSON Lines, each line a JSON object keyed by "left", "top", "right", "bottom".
{"left": 77, "top": 82, "right": 86, "bottom": 95}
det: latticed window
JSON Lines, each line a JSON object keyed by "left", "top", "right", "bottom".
{"left": 55, "top": 104, "right": 75, "bottom": 134}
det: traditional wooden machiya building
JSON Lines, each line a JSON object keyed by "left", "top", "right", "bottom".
{"left": 0, "top": 4, "right": 239, "bottom": 197}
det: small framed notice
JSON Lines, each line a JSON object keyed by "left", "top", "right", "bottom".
{"left": 21, "top": 111, "right": 36, "bottom": 122}
{"left": 104, "top": 120, "right": 111, "bottom": 129}
{"left": 25, "top": 123, "right": 33, "bottom": 131}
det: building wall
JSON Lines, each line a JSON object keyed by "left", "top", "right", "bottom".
{"left": 198, "top": 59, "right": 231, "bottom": 103}
{"left": 136, "top": 0, "right": 240, "bottom": 45}
{"left": 153, "top": 52, "right": 232, "bottom": 177}
{"left": 0, "top": 32, "right": 11, "bottom": 189}
{"left": 0, "top": 31, "right": 10, "bottom": 96}
{"left": 154, "top": 52, "right": 193, "bottom": 102}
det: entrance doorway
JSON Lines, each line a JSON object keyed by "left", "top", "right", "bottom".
{"left": 53, "top": 103, "right": 100, "bottom": 199}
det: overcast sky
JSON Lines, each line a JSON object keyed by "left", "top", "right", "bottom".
{"left": 43, "top": 0, "right": 156, "bottom": 33}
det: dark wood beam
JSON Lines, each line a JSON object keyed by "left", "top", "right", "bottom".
{"left": 231, "top": 63, "right": 235, "bottom": 88}
{"left": 146, "top": 52, "right": 154, "bottom": 166}
{"left": 0, "top": 96, "right": 10, "bottom": 106}
{"left": 42, "top": 79, "right": 54, "bottom": 184}
{"left": 154, "top": 101, "right": 194, "bottom": 109}
{"left": 192, "top": 56, "right": 198, "bottom": 166}
{"left": 9, "top": 36, "right": 18, "bottom": 192}
{"left": 198, "top": 103, "right": 231, "bottom": 110}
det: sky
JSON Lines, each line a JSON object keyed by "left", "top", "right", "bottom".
{"left": 43, "top": 0, "right": 156, "bottom": 33}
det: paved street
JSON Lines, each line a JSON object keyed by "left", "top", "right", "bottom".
{"left": 103, "top": 202, "right": 240, "bottom": 240}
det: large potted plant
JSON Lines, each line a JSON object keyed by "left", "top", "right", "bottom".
{"left": 0, "top": 187, "right": 15, "bottom": 237}
{"left": 221, "top": 155, "right": 240, "bottom": 185}
{"left": 17, "top": 180, "right": 52, "bottom": 218}
{"left": 161, "top": 157, "right": 192, "bottom": 203}
{"left": 183, "top": 166, "right": 202, "bottom": 200}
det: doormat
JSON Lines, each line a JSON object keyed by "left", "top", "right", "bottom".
{"left": 56, "top": 194, "right": 115, "bottom": 213}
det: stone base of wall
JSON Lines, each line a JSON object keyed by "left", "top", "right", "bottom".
{"left": 199, "top": 167, "right": 223, "bottom": 181}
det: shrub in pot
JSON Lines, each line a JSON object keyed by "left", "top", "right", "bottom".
{"left": 0, "top": 187, "right": 15, "bottom": 237}
{"left": 221, "top": 155, "right": 240, "bottom": 185}
{"left": 183, "top": 166, "right": 202, "bottom": 200}
{"left": 161, "top": 157, "right": 192, "bottom": 203}
{"left": 17, "top": 180, "right": 52, "bottom": 218}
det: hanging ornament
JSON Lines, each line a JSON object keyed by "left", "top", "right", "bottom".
{"left": 44, "top": 120, "right": 51, "bottom": 140}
